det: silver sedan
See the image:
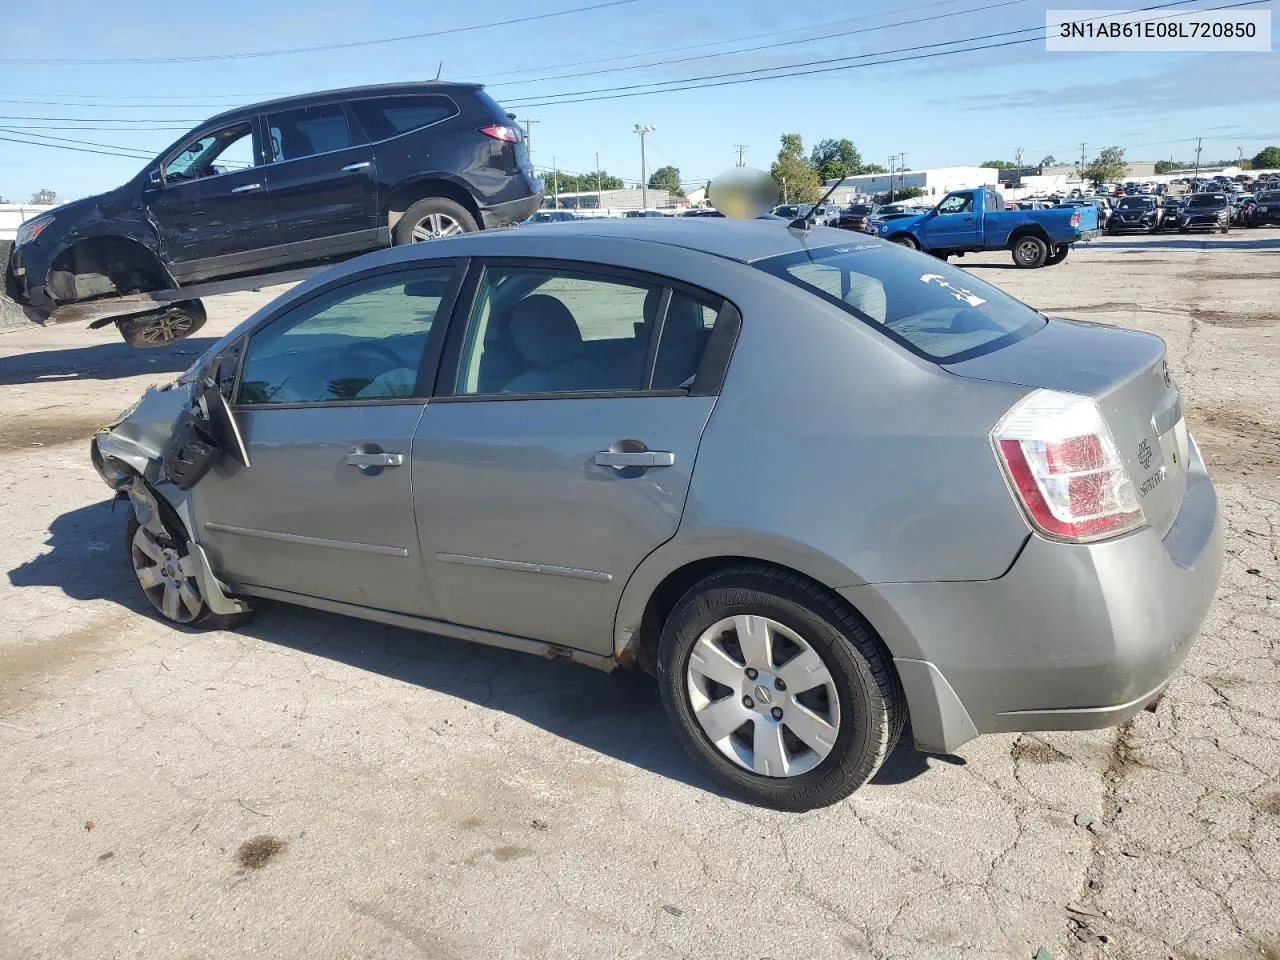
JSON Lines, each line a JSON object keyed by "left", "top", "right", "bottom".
{"left": 92, "top": 219, "right": 1223, "bottom": 809}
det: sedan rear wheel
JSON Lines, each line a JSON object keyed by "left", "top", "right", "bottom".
{"left": 657, "top": 565, "right": 904, "bottom": 810}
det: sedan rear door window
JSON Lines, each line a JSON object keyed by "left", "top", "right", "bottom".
{"left": 453, "top": 266, "right": 721, "bottom": 396}
{"left": 756, "top": 244, "right": 1044, "bottom": 362}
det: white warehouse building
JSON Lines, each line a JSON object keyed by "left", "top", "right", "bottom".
{"left": 825, "top": 166, "right": 1001, "bottom": 205}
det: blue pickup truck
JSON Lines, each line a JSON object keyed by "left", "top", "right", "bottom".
{"left": 870, "top": 187, "right": 1099, "bottom": 268}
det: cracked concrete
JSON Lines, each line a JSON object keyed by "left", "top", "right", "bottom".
{"left": 1, "top": 234, "right": 1277, "bottom": 959}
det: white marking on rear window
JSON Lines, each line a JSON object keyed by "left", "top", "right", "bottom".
{"left": 919, "top": 273, "right": 987, "bottom": 307}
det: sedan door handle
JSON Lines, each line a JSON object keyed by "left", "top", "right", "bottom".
{"left": 345, "top": 451, "right": 404, "bottom": 467}
{"left": 231, "top": 183, "right": 263, "bottom": 194}
{"left": 341, "top": 161, "right": 372, "bottom": 172}
{"left": 593, "top": 450, "right": 675, "bottom": 469}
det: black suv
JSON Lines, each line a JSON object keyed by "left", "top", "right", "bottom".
{"left": 8, "top": 82, "right": 542, "bottom": 320}
{"left": 1108, "top": 196, "right": 1163, "bottom": 234}
{"left": 1176, "top": 193, "right": 1232, "bottom": 234}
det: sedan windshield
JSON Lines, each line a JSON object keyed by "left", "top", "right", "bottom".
{"left": 755, "top": 243, "right": 1044, "bottom": 362}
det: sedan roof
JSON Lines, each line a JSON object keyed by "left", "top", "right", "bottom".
{"left": 468, "top": 217, "right": 859, "bottom": 264}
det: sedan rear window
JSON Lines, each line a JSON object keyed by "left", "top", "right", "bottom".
{"left": 755, "top": 243, "right": 1044, "bottom": 362}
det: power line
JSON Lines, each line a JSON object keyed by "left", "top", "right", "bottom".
{"left": 489, "top": 0, "right": 1030, "bottom": 88}
{"left": 0, "top": 133, "right": 158, "bottom": 159}
{"left": 0, "top": 126, "right": 159, "bottom": 157}
{"left": 0, "top": 0, "right": 637, "bottom": 65}
{"left": 483, "top": 0, "right": 982, "bottom": 81}
{"left": 504, "top": 0, "right": 1255, "bottom": 108}
{"left": 0, "top": 114, "right": 202, "bottom": 124}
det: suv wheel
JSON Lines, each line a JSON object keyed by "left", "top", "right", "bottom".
{"left": 116, "top": 301, "right": 206, "bottom": 348}
{"left": 394, "top": 197, "right": 479, "bottom": 244}
{"left": 656, "top": 565, "right": 904, "bottom": 810}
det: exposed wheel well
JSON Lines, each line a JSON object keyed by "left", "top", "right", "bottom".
{"left": 386, "top": 179, "right": 483, "bottom": 232}
{"left": 47, "top": 236, "right": 170, "bottom": 303}
{"left": 631, "top": 556, "right": 896, "bottom": 678}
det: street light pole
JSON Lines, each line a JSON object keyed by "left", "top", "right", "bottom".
{"left": 634, "top": 123, "right": 655, "bottom": 210}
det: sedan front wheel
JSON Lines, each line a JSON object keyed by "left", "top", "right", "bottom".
{"left": 657, "top": 565, "right": 904, "bottom": 810}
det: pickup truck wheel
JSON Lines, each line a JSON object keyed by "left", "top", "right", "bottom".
{"left": 1044, "top": 244, "right": 1069, "bottom": 266}
{"left": 929, "top": 250, "right": 949, "bottom": 261}
{"left": 889, "top": 235, "right": 918, "bottom": 250}
{"left": 1012, "top": 235, "right": 1048, "bottom": 268}
{"left": 394, "top": 197, "right": 478, "bottom": 244}
{"left": 1220, "top": 225, "right": 1230, "bottom": 235}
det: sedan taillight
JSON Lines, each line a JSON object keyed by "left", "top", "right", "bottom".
{"left": 479, "top": 124, "right": 523, "bottom": 143}
{"left": 993, "top": 390, "right": 1144, "bottom": 542}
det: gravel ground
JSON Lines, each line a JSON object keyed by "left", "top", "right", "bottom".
{"left": 0, "top": 232, "right": 1277, "bottom": 960}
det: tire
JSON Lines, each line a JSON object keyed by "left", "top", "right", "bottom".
{"left": 1011, "top": 234, "right": 1048, "bottom": 268}
{"left": 930, "top": 250, "right": 950, "bottom": 261}
{"left": 393, "top": 197, "right": 479, "bottom": 244}
{"left": 889, "top": 234, "right": 918, "bottom": 250}
{"left": 126, "top": 514, "right": 251, "bottom": 630}
{"left": 656, "top": 565, "right": 905, "bottom": 811}
{"left": 1179, "top": 225, "right": 1189, "bottom": 234}
{"left": 1044, "top": 244, "right": 1069, "bottom": 266}
{"left": 1220, "top": 225, "right": 1230, "bottom": 235}
{"left": 117, "top": 301, "right": 206, "bottom": 348}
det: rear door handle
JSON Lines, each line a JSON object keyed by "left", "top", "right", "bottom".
{"left": 231, "top": 183, "right": 263, "bottom": 194}
{"left": 342, "top": 161, "right": 372, "bottom": 172}
{"left": 593, "top": 450, "right": 675, "bottom": 469}
{"left": 345, "top": 451, "right": 404, "bottom": 467}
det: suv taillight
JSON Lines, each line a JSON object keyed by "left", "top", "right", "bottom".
{"left": 993, "top": 390, "right": 1144, "bottom": 542}
{"left": 479, "top": 124, "right": 523, "bottom": 143}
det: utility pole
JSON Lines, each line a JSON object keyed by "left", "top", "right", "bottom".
{"left": 1014, "top": 146, "right": 1024, "bottom": 167}
{"left": 596, "top": 151, "right": 603, "bottom": 208}
{"left": 1078, "top": 141, "right": 1087, "bottom": 183}
{"left": 552, "top": 155, "right": 559, "bottom": 209}
{"left": 782, "top": 176, "right": 788, "bottom": 203}
{"left": 522, "top": 119, "right": 538, "bottom": 160}
{"left": 1193, "top": 137, "right": 1203, "bottom": 183}
{"left": 733, "top": 144, "right": 748, "bottom": 167}
{"left": 888, "top": 155, "right": 896, "bottom": 203}
{"left": 897, "top": 152, "right": 908, "bottom": 197}
{"left": 634, "top": 123, "right": 655, "bottom": 210}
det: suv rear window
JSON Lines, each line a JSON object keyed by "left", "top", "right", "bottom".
{"left": 349, "top": 95, "right": 459, "bottom": 140}
{"left": 756, "top": 243, "right": 1044, "bottom": 362}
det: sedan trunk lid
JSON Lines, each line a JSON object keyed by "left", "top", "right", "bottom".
{"left": 943, "top": 317, "right": 1188, "bottom": 537}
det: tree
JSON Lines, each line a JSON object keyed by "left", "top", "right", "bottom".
{"left": 647, "top": 165, "right": 684, "bottom": 197}
{"left": 1154, "top": 160, "right": 1180, "bottom": 174}
{"left": 770, "top": 133, "right": 822, "bottom": 203}
{"left": 1084, "top": 146, "right": 1127, "bottom": 187}
{"left": 1252, "top": 146, "right": 1280, "bottom": 169}
{"left": 810, "top": 138, "right": 865, "bottom": 181}
{"left": 981, "top": 160, "right": 1016, "bottom": 169}
{"left": 1039, "top": 154, "right": 1056, "bottom": 166}
{"left": 30, "top": 188, "right": 57, "bottom": 204}
{"left": 861, "top": 163, "right": 887, "bottom": 174}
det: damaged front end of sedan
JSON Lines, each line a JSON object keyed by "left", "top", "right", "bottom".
{"left": 91, "top": 371, "right": 251, "bottom": 622}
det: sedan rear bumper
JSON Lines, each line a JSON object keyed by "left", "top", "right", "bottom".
{"left": 843, "top": 437, "right": 1223, "bottom": 754}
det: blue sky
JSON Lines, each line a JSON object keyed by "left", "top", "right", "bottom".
{"left": 2, "top": 0, "right": 1277, "bottom": 201}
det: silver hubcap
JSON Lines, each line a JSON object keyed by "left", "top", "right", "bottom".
{"left": 410, "top": 213, "right": 464, "bottom": 241}
{"left": 1016, "top": 239, "right": 1040, "bottom": 262}
{"left": 131, "top": 526, "right": 202, "bottom": 623}
{"left": 686, "top": 615, "right": 841, "bottom": 778}
{"left": 139, "top": 313, "right": 194, "bottom": 344}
